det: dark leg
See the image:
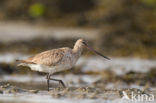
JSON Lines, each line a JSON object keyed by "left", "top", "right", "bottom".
{"left": 49, "top": 74, "right": 66, "bottom": 88}
{"left": 46, "top": 73, "right": 50, "bottom": 91}
{"left": 46, "top": 74, "right": 66, "bottom": 91}
{"left": 49, "top": 78, "right": 66, "bottom": 87}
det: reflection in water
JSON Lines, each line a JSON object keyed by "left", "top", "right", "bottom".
{"left": 0, "top": 53, "right": 156, "bottom": 75}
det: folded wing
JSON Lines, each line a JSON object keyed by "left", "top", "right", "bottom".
{"left": 19, "top": 48, "right": 69, "bottom": 66}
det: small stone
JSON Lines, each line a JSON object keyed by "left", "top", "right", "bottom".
{"left": 2, "top": 84, "right": 10, "bottom": 88}
{"left": 29, "top": 90, "right": 39, "bottom": 93}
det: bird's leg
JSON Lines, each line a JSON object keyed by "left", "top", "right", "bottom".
{"left": 49, "top": 74, "right": 66, "bottom": 88}
{"left": 46, "top": 73, "right": 50, "bottom": 91}
{"left": 49, "top": 78, "right": 66, "bottom": 87}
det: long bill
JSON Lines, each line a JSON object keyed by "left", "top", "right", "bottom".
{"left": 83, "top": 42, "right": 110, "bottom": 60}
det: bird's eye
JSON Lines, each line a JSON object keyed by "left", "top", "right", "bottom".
{"left": 82, "top": 41, "right": 85, "bottom": 44}
{"left": 82, "top": 41, "right": 87, "bottom": 45}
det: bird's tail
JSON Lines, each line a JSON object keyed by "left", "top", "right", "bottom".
{"left": 16, "top": 59, "right": 28, "bottom": 67}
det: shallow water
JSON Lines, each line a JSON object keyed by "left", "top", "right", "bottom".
{"left": 0, "top": 53, "right": 156, "bottom": 75}
{"left": 0, "top": 73, "right": 156, "bottom": 103}
{"left": 1, "top": 74, "right": 154, "bottom": 90}
{"left": 0, "top": 94, "right": 136, "bottom": 103}
{"left": 77, "top": 57, "right": 156, "bottom": 75}
{"left": 0, "top": 53, "right": 156, "bottom": 103}
{"left": 0, "top": 82, "right": 155, "bottom": 103}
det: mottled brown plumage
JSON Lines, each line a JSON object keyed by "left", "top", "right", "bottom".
{"left": 17, "top": 39, "right": 110, "bottom": 90}
{"left": 21, "top": 48, "right": 70, "bottom": 66}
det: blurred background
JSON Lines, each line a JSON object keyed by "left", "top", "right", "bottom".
{"left": 0, "top": 0, "right": 156, "bottom": 102}
{"left": 0, "top": 0, "right": 156, "bottom": 57}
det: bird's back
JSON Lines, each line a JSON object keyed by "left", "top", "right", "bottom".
{"left": 19, "top": 47, "right": 72, "bottom": 67}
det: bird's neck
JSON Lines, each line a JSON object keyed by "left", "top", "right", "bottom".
{"left": 72, "top": 45, "right": 83, "bottom": 58}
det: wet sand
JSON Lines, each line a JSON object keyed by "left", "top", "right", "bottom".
{"left": 0, "top": 73, "right": 156, "bottom": 103}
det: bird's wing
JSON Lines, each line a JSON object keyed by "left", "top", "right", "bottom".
{"left": 22, "top": 48, "right": 70, "bottom": 66}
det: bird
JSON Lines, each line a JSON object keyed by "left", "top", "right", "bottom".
{"left": 17, "top": 39, "right": 110, "bottom": 91}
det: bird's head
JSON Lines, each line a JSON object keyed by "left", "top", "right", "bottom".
{"left": 74, "top": 38, "right": 110, "bottom": 60}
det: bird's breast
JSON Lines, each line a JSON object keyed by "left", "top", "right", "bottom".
{"left": 60, "top": 52, "right": 79, "bottom": 68}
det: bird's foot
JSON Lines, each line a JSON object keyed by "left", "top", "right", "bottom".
{"left": 58, "top": 80, "right": 66, "bottom": 88}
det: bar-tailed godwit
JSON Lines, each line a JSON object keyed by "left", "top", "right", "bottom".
{"left": 17, "top": 39, "right": 110, "bottom": 90}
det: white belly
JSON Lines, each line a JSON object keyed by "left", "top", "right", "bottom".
{"left": 23, "top": 53, "right": 80, "bottom": 74}
{"left": 27, "top": 64, "right": 72, "bottom": 74}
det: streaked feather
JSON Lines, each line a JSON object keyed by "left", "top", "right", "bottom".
{"left": 19, "top": 47, "right": 72, "bottom": 66}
